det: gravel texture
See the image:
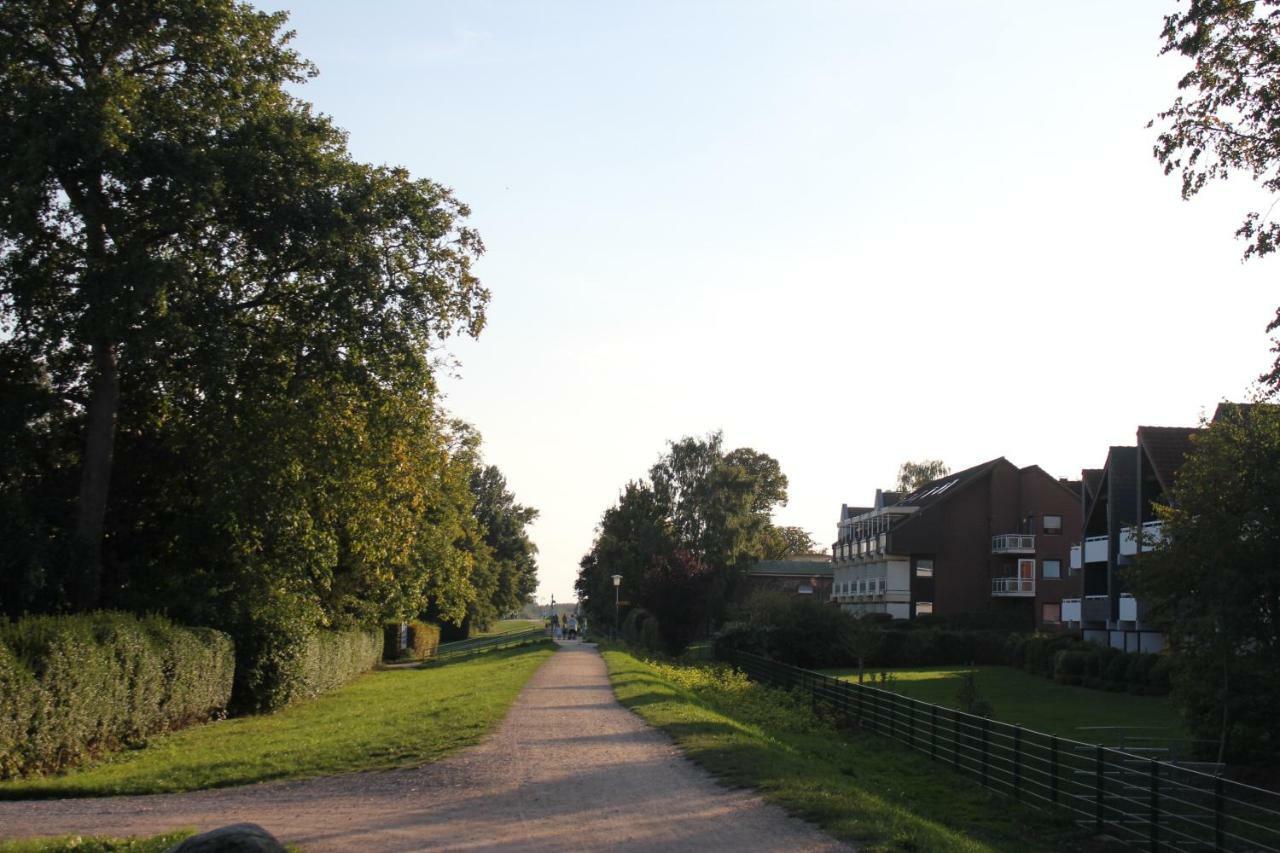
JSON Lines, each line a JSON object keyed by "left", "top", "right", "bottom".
{"left": 0, "top": 642, "right": 848, "bottom": 851}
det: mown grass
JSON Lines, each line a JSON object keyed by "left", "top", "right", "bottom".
{"left": 604, "top": 646, "right": 1105, "bottom": 853}
{"left": 0, "top": 831, "right": 192, "bottom": 852}
{"left": 823, "top": 665, "right": 1185, "bottom": 743}
{"left": 0, "top": 642, "right": 555, "bottom": 799}
{"left": 476, "top": 618, "right": 543, "bottom": 637}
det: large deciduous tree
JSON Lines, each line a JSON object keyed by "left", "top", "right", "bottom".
{"left": 1151, "top": 1, "right": 1280, "bottom": 385}
{"left": 0, "top": 1, "right": 487, "bottom": 608}
{"left": 577, "top": 433, "right": 791, "bottom": 652}
{"left": 895, "top": 459, "right": 950, "bottom": 494}
{"left": 1127, "top": 404, "right": 1280, "bottom": 765}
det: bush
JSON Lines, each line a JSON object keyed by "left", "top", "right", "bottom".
{"left": 622, "top": 608, "right": 666, "bottom": 654}
{"left": 382, "top": 621, "right": 442, "bottom": 661}
{"left": 233, "top": 605, "right": 382, "bottom": 713}
{"left": 1053, "top": 650, "right": 1090, "bottom": 686}
{"left": 0, "top": 611, "right": 234, "bottom": 779}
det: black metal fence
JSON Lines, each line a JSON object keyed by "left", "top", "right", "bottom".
{"left": 719, "top": 649, "right": 1280, "bottom": 852}
{"left": 432, "top": 627, "right": 547, "bottom": 663}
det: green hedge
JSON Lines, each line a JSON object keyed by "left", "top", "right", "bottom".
{"left": 0, "top": 612, "right": 234, "bottom": 779}
{"left": 1005, "top": 633, "right": 1171, "bottom": 695}
{"left": 383, "top": 621, "right": 441, "bottom": 661}
{"left": 234, "top": 616, "right": 382, "bottom": 713}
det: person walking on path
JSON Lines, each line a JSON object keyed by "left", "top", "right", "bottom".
{"left": 0, "top": 645, "right": 846, "bottom": 852}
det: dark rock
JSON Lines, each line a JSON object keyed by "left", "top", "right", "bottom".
{"left": 164, "top": 823, "right": 286, "bottom": 853}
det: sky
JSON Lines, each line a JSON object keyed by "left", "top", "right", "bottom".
{"left": 276, "top": 1, "right": 1277, "bottom": 604}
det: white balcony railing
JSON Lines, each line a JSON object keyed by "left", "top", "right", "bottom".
{"left": 991, "top": 576, "right": 1035, "bottom": 596}
{"left": 1069, "top": 544, "right": 1082, "bottom": 570}
{"left": 1119, "top": 521, "right": 1166, "bottom": 556}
{"left": 992, "top": 534, "right": 1036, "bottom": 554}
{"left": 1119, "top": 593, "right": 1138, "bottom": 622}
{"left": 1083, "top": 535, "right": 1108, "bottom": 563}
{"left": 1062, "top": 598, "right": 1081, "bottom": 622}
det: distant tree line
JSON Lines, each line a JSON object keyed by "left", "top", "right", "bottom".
{"left": 0, "top": 0, "right": 535, "bottom": 705}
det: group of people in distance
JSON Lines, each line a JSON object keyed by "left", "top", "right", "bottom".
{"left": 547, "top": 612, "right": 582, "bottom": 641}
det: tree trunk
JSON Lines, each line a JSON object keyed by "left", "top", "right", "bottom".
{"left": 72, "top": 338, "right": 120, "bottom": 610}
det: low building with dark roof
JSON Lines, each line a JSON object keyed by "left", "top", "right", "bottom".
{"left": 741, "top": 555, "right": 832, "bottom": 599}
{"left": 830, "top": 458, "right": 1082, "bottom": 628}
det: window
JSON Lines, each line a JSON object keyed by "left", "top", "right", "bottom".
{"left": 1044, "top": 515, "right": 1063, "bottom": 534}
{"left": 798, "top": 584, "right": 813, "bottom": 595}
{"left": 916, "top": 559, "right": 934, "bottom": 577}
{"left": 1042, "top": 603, "right": 1061, "bottom": 623}
{"left": 1042, "top": 559, "right": 1061, "bottom": 579}
{"left": 915, "top": 601, "right": 933, "bottom": 616}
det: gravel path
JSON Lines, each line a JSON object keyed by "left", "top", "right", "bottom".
{"left": 0, "top": 642, "right": 847, "bottom": 851}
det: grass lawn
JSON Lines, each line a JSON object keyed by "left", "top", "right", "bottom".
{"left": 0, "top": 831, "right": 192, "bottom": 852}
{"left": 823, "top": 665, "right": 1185, "bottom": 743}
{"left": 0, "top": 642, "right": 555, "bottom": 800}
{"left": 604, "top": 646, "right": 1099, "bottom": 853}
{"left": 476, "top": 618, "right": 543, "bottom": 637}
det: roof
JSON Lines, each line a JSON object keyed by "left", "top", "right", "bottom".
{"left": 894, "top": 458, "right": 1003, "bottom": 509}
{"left": 747, "top": 558, "right": 833, "bottom": 578}
{"left": 1136, "top": 426, "right": 1202, "bottom": 492}
{"left": 839, "top": 504, "right": 873, "bottom": 521}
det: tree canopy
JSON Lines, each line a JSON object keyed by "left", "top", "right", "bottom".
{"left": 577, "top": 432, "right": 792, "bottom": 653}
{"left": 0, "top": 1, "right": 536, "bottom": 705}
{"left": 896, "top": 459, "right": 950, "bottom": 494}
{"left": 1151, "top": 1, "right": 1280, "bottom": 384}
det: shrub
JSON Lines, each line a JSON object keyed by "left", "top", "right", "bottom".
{"left": 382, "top": 621, "right": 442, "bottom": 661}
{"left": 233, "top": 604, "right": 382, "bottom": 713}
{"left": 1053, "top": 650, "right": 1090, "bottom": 686}
{"left": 0, "top": 611, "right": 234, "bottom": 779}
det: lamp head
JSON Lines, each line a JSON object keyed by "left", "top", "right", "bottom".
{"left": 611, "top": 574, "right": 622, "bottom": 587}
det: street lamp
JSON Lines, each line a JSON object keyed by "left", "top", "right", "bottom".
{"left": 611, "top": 574, "right": 622, "bottom": 640}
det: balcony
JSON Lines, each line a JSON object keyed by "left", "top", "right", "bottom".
{"left": 1119, "top": 521, "right": 1166, "bottom": 557}
{"left": 1062, "top": 598, "right": 1081, "bottom": 623}
{"left": 991, "top": 534, "right": 1035, "bottom": 555}
{"left": 1119, "top": 593, "right": 1146, "bottom": 622}
{"left": 1083, "top": 535, "right": 1108, "bottom": 563}
{"left": 1082, "top": 594, "right": 1110, "bottom": 622}
{"left": 1069, "top": 544, "right": 1082, "bottom": 571}
{"left": 991, "top": 576, "right": 1035, "bottom": 597}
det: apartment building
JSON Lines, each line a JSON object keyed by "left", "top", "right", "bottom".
{"left": 830, "top": 458, "right": 1082, "bottom": 628}
{"left": 1068, "top": 425, "right": 1201, "bottom": 653}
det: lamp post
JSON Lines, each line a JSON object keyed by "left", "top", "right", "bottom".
{"left": 611, "top": 574, "right": 622, "bottom": 640}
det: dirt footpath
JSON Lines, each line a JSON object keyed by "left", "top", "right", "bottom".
{"left": 0, "top": 642, "right": 847, "bottom": 851}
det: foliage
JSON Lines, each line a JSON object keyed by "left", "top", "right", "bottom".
{"left": 714, "top": 595, "right": 1010, "bottom": 671}
{"left": 0, "top": 643, "right": 553, "bottom": 798}
{"left": 1150, "top": 2, "right": 1280, "bottom": 382}
{"left": 0, "top": 0, "right": 540, "bottom": 711}
{"left": 761, "top": 525, "right": 820, "bottom": 558}
{"left": 0, "top": 612, "right": 233, "bottom": 779}
{"left": 233, "top": 624, "right": 381, "bottom": 714}
{"left": 384, "top": 621, "right": 442, "bottom": 661}
{"left": 1127, "top": 404, "right": 1280, "bottom": 764}
{"left": 1003, "top": 633, "right": 1171, "bottom": 696}
{"left": 576, "top": 432, "right": 792, "bottom": 653}
{"left": 895, "top": 459, "right": 950, "bottom": 494}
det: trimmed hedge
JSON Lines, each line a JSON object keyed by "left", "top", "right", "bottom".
{"left": 0, "top": 612, "right": 234, "bottom": 779}
{"left": 234, "top": 618, "right": 382, "bottom": 713}
{"left": 1006, "top": 633, "right": 1171, "bottom": 695}
{"left": 714, "top": 620, "right": 1008, "bottom": 669}
{"left": 382, "top": 621, "right": 441, "bottom": 661}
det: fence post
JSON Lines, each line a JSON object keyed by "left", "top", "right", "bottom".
{"left": 1148, "top": 758, "right": 1158, "bottom": 853}
{"left": 1013, "top": 726, "right": 1022, "bottom": 800}
{"left": 1050, "top": 736, "right": 1059, "bottom": 805}
{"left": 1095, "top": 746, "right": 1104, "bottom": 832}
{"left": 930, "top": 705, "right": 937, "bottom": 760}
{"left": 1214, "top": 776, "right": 1224, "bottom": 851}
{"left": 953, "top": 713, "right": 961, "bottom": 770}
{"left": 981, "top": 718, "right": 990, "bottom": 787}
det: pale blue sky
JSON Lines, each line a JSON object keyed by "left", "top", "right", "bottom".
{"left": 281, "top": 1, "right": 1276, "bottom": 603}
